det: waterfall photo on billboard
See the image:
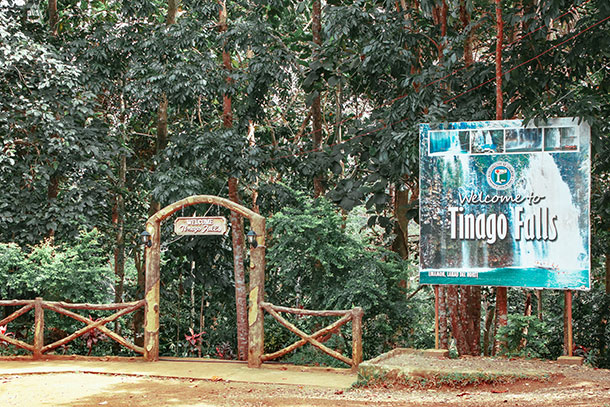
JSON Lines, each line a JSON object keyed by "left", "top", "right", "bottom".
{"left": 419, "top": 118, "right": 590, "bottom": 290}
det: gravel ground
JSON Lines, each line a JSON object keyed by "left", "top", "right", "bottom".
{"left": 1, "top": 355, "right": 609, "bottom": 407}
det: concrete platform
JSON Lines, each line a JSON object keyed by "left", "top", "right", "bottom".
{"left": 358, "top": 348, "right": 551, "bottom": 386}
{"left": 0, "top": 356, "right": 357, "bottom": 389}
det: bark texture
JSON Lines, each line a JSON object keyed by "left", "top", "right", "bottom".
{"left": 220, "top": 1, "right": 248, "bottom": 361}
{"left": 229, "top": 178, "right": 248, "bottom": 361}
{"left": 48, "top": 0, "right": 58, "bottom": 36}
{"left": 447, "top": 286, "right": 481, "bottom": 355}
{"left": 312, "top": 0, "right": 324, "bottom": 197}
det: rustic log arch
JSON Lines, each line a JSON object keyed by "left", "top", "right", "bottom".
{"left": 143, "top": 195, "right": 266, "bottom": 368}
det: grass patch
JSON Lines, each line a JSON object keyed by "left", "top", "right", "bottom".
{"left": 353, "top": 365, "right": 550, "bottom": 389}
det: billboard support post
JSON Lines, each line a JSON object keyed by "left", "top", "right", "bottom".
{"left": 564, "top": 290, "right": 573, "bottom": 356}
{"left": 434, "top": 285, "right": 440, "bottom": 350}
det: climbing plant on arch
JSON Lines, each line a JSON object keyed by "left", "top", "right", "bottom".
{"left": 143, "top": 195, "right": 266, "bottom": 367}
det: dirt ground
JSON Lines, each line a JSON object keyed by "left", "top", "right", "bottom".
{"left": 0, "top": 358, "right": 609, "bottom": 407}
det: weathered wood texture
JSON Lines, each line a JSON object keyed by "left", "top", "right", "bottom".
{"left": 33, "top": 298, "right": 44, "bottom": 359}
{"left": 0, "top": 303, "right": 34, "bottom": 327}
{"left": 229, "top": 177, "right": 248, "bottom": 361}
{"left": 350, "top": 307, "right": 364, "bottom": 372}
{"left": 42, "top": 301, "right": 144, "bottom": 354}
{"left": 247, "top": 215, "right": 266, "bottom": 368}
{"left": 260, "top": 302, "right": 364, "bottom": 370}
{"left": 0, "top": 298, "right": 145, "bottom": 358}
{"left": 144, "top": 195, "right": 266, "bottom": 367}
{"left": 45, "top": 301, "right": 143, "bottom": 310}
{"left": 263, "top": 303, "right": 353, "bottom": 317}
{"left": 144, "top": 220, "right": 161, "bottom": 361}
{"left": 0, "top": 300, "right": 35, "bottom": 307}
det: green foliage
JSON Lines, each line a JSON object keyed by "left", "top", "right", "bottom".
{"left": 0, "top": 230, "right": 117, "bottom": 356}
{"left": 496, "top": 314, "right": 552, "bottom": 359}
{"left": 0, "top": 229, "right": 113, "bottom": 303}
{"left": 572, "top": 289, "right": 610, "bottom": 368}
{"left": 0, "top": 7, "right": 116, "bottom": 246}
{"left": 0, "top": 0, "right": 608, "bottom": 367}
{"left": 266, "top": 190, "right": 431, "bottom": 362}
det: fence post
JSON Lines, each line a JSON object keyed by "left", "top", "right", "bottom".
{"left": 351, "top": 307, "right": 364, "bottom": 372}
{"left": 144, "top": 222, "right": 160, "bottom": 361}
{"left": 33, "top": 297, "right": 44, "bottom": 359}
{"left": 247, "top": 216, "right": 266, "bottom": 368}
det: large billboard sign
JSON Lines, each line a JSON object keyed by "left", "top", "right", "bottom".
{"left": 419, "top": 118, "right": 590, "bottom": 290}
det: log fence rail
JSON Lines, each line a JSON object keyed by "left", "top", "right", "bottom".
{"left": 0, "top": 297, "right": 145, "bottom": 358}
{"left": 260, "top": 302, "right": 363, "bottom": 371}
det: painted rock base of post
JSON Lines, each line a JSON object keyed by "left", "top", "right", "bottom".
{"left": 423, "top": 349, "right": 450, "bottom": 359}
{"left": 557, "top": 356, "right": 584, "bottom": 366}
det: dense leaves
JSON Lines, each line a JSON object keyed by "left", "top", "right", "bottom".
{"left": 0, "top": 0, "right": 608, "bottom": 365}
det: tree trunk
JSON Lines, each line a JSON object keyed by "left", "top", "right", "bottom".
{"left": 248, "top": 120, "right": 260, "bottom": 214}
{"left": 520, "top": 291, "right": 532, "bottom": 349}
{"left": 48, "top": 0, "right": 58, "bottom": 36}
{"left": 494, "top": 286, "right": 508, "bottom": 355}
{"left": 606, "top": 251, "right": 610, "bottom": 294}
{"left": 391, "top": 185, "right": 410, "bottom": 259}
{"left": 133, "top": 249, "right": 145, "bottom": 347}
{"left": 219, "top": 1, "right": 248, "bottom": 361}
{"left": 459, "top": 0, "right": 474, "bottom": 67}
{"left": 229, "top": 178, "right": 248, "bottom": 361}
{"left": 447, "top": 286, "right": 470, "bottom": 355}
{"left": 495, "top": 0, "right": 504, "bottom": 120}
{"left": 312, "top": 0, "right": 324, "bottom": 197}
{"left": 46, "top": 175, "right": 59, "bottom": 240}
{"left": 446, "top": 285, "right": 481, "bottom": 355}
{"left": 112, "top": 151, "right": 126, "bottom": 346}
{"left": 466, "top": 287, "right": 481, "bottom": 354}
{"left": 148, "top": 0, "right": 177, "bottom": 215}
{"left": 113, "top": 91, "right": 128, "bottom": 349}
{"left": 45, "top": 0, "right": 61, "bottom": 240}
{"left": 167, "top": 0, "right": 178, "bottom": 25}
{"left": 482, "top": 299, "right": 495, "bottom": 356}
{"left": 438, "top": 286, "right": 448, "bottom": 349}
{"left": 493, "top": 0, "right": 508, "bottom": 355}
{"left": 535, "top": 289, "right": 543, "bottom": 320}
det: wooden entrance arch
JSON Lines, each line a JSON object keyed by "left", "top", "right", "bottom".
{"left": 143, "top": 195, "right": 265, "bottom": 368}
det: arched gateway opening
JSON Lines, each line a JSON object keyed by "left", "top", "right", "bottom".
{"left": 143, "top": 195, "right": 265, "bottom": 368}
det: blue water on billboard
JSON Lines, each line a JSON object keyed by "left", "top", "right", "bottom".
{"left": 420, "top": 267, "right": 590, "bottom": 290}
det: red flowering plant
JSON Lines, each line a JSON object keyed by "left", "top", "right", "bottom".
{"left": 185, "top": 328, "right": 205, "bottom": 357}
{"left": 82, "top": 315, "right": 107, "bottom": 356}
{"left": 0, "top": 325, "right": 15, "bottom": 349}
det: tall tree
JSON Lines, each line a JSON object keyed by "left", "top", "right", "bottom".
{"left": 494, "top": 0, "right": 508, "bottom": 354}
{"left": 219, "top": 0, "right": 248, "bottom": 361}
{"left": 312, "top": 0, "right": 325, "bottom": 197}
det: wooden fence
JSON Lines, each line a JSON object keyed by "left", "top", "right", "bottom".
{"left": 0, "top": 297, "right": 144, "bottom": 358}
{"left": 260, "top": 302, "right": 364, "bottom": 371}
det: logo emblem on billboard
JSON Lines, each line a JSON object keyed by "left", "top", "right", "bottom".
{"left": 486, "top": 161, "right": 515, "bottom": 190}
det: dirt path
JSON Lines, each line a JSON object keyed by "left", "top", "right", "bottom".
{"left": 1, "top": 368, "right": 609, "bottom": 407}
